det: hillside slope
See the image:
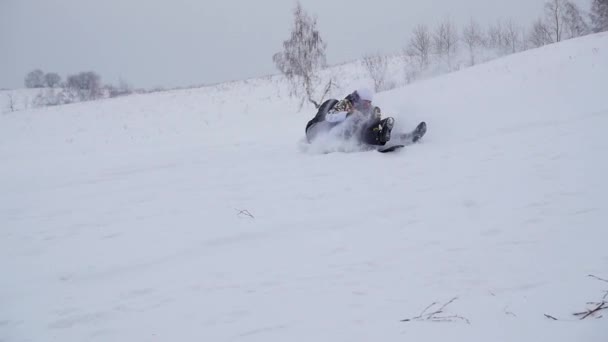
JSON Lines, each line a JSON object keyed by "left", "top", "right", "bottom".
{"left": 1, "top": 33, "right": 607, "bottom": 342}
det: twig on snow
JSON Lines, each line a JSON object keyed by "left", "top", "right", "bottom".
{"left": 573, "top": 300, "right": 608, "bottom": 320}
{"left": 571, "top": 276, "right": 608, "bottom": 320}
{"left": 235, "top": 209, "right": 255, "bottom": 219}
{"left": 588, "top": 274, "right": 608, "bottom": 284}
{"left": 401, "top": 297, "right": 470, "bottom": 324}
{"left": 545, "top": 275, "right": 608, "bottom": 321}
{"left": 504, "top": 306, "right": 517, "bottom": 317}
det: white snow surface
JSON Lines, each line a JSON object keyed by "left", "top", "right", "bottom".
{"left": 2, "top": 33, "right": 608, "bottom": 342}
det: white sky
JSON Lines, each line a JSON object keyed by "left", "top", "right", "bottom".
{"left": 0, "top": 0, "right": 591, "bottom": 89}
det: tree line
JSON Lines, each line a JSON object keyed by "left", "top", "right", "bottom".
{"left": 274, "top": 0, "right": 608, "bottom": 107}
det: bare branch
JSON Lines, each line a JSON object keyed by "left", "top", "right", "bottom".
{"left": 588, "top": 274, "right": 608, "bottom": 283}
{"left": 314, "top": 79, "right": 334, "bottom": 107}
{"left": 236, "top": 209, "right": 255, "bottom": 219}
{"left": 546, "top": 275, "right": 608, "bottom": 321}
{"left": 569, "top": 275, "right": 608, "bottom": 320}
{"left": 435, "top": 315, "right": 471, "bottom": 324}
{"left": 401, "top": 297, "right": 469, "bottom": 324}
{"left": 362, "top": 53, "right": 389, "bottom": 92}
{"left": 437, "top": 297, "right": 458, "bottom": 311}
{"left": 504, "top": 306, "right": 517, "bottom": 317}
{"left": 544, "top": 314, "right": 559, "bottom": 320}
{"left": 576, "top": 302, "right": 608, "bottom": 320}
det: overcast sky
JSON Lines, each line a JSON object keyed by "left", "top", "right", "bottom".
{"left": 0, "top": 0, "right": 591, "bottom": 89}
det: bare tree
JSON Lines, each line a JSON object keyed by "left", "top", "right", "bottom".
{"left": 487, "top": 19, "right": 524, "bottom": 54}
{"left": 273, "top": 1, "right": 328, "bottom": 108}
{"left": 503, "top": 20, "right": 523, "bottom": 54}
{"left": 528, "top": 19, "right": 554, "bottom": 47}
{"left": 462, "top": 19, "right": 484, "bottom": 65}
{"left": 406, "top": 24, "right": 432, "bottom": 68}
{"left": 44, "top": 72, "right": 62, "bottom": 88}
{"left": 362, "top": 53, "right": 389, "bottom": 92}
{"left": 562, "top": 2, "right": 589, "bottom": 38}
{"left": 34, "top": 88, "right": 60, "bottom": 107}
{"left": 433, "top": 18, "right": 459, "bottom": 69}
{"left": 530, "top": 0, "right": 589, "bottom": 48}
{"left": 5, "top": 94, "right": 16, "bottom": 113}
{"left": 590, "top": 0, "right": 608, "bottom": 33}
{"left": 486, "top": 20, "right": 505, "bottom": 49}
{"left": 545, "top": 0, "right": 567, "bottom": 43}
{"left": 402, "top": 55, "right": 419, "bottom": 85}
{"left": 24, "top": 69, "right": 45, "bottom": 88}
{"left": 66, "top": 71, "right": 103, "bottom": 101}
{"left": 108, "top": 78, "right": 133, "bottom": 98}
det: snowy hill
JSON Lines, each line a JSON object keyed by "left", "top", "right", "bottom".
{"left": 0, "top": 88, "right": 46, "bottom": 113}
{"left": 1, "top": 33, "right": 607, "bottom": 342}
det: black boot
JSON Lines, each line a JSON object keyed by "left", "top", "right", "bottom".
{"left": 378, "top": 117, "right": 394, "bottom": 143}
{"left": 362, "top": 117, "right": 395, "bottom": 145}
{"left": 411, "top": 121, "right": 426, "bottom": 143}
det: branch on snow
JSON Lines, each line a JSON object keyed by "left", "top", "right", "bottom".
{"left": 545, "top": 275, "right": 608, "bottom": 321}
{"left": 572, "top": 300, "right": 608, "bottom": 320}
{"left": 572, "top": 276, "right": 608, "bottom": 320}
{"left": 588, "top": 274, "right": 608, "bottom": 284}
{"left": 235, "top": 209, "right": 255, "bottom": 219}
{"left": 401, "top": 297, "right": 470, "bottom": 324}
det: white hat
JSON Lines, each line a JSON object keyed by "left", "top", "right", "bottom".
{"left": 356, "top": 88, "right": 374, "bottom": 102}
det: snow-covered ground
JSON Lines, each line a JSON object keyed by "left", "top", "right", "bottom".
{"left": 0, "top": 88, "right": 46, "bottom": 113}
{"left": 1, "top": 33, "right": 607, "bottom": 342}
{"left": 0, "top": 39, "right": 525, "bottom": 115}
